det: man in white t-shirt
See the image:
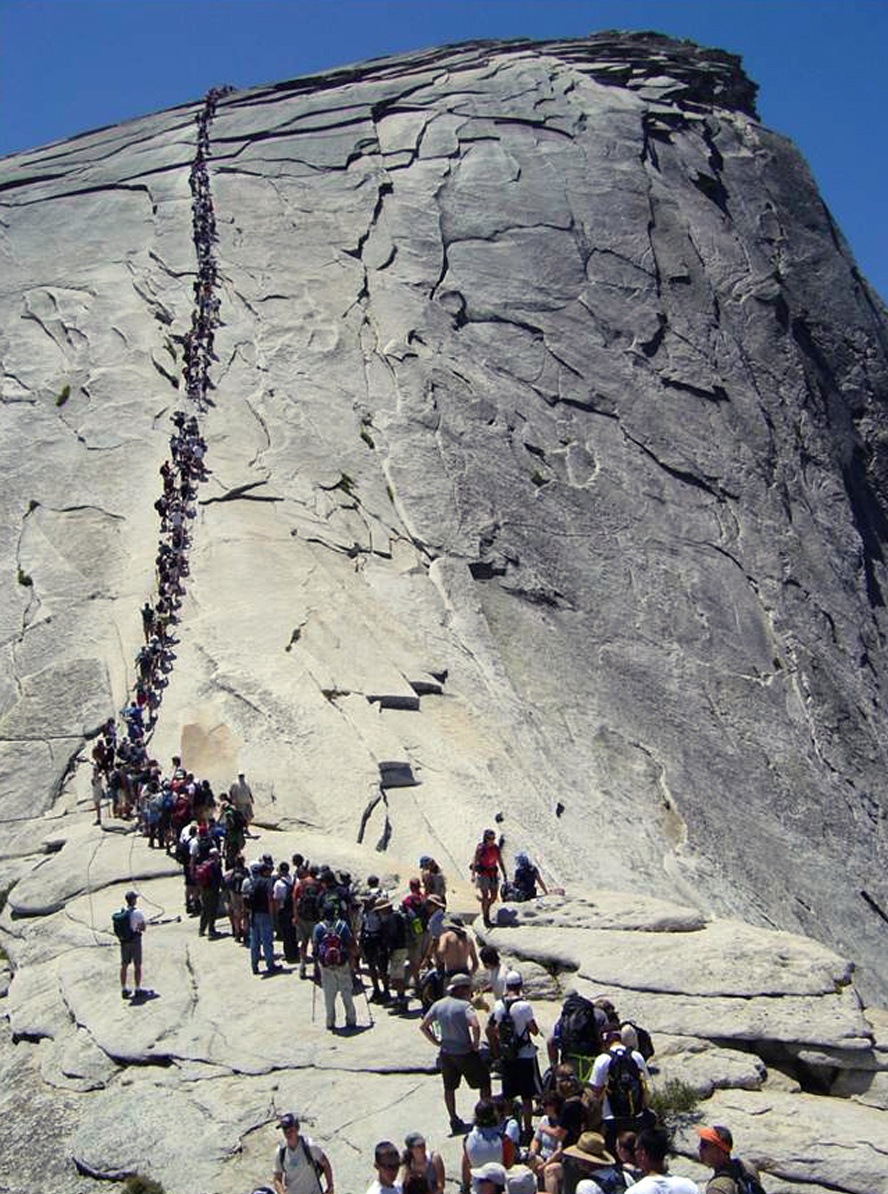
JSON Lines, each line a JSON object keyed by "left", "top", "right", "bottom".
{"left": 488, "top": 970, "right": 540, "bottom": 1136}
{"left": 365, "top": 1140, "right": 402, "bottom": 1194}
{"left": 591, "top": 1026, "right": 652, "bottom": 1152}
{"left": 273, "top": 1114, "right": 333, "bottom": 1194}
{"left": 119, "top": 890, "right": 146, "bottom": 999}
{"left": 630, "top": 1127, "right": 699, "bottom": 1194}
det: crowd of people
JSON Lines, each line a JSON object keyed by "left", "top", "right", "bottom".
{"left": 113, "top": 797, "right": 761, "bottom": 1194}
{"left": 105, "top": 88, "right": 761, "bottom": 1194}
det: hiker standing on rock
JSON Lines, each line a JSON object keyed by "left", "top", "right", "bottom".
{"left": 313, "top": 899, "right": 357, "bottom": 1031}
{"left": 91, "top": 766, "right": 105, "bottom": 825}
{"left": 115, "top": 890, "right": 146, "bottom": 1000}
{"left": 230, "top": 771, "right": 255, "bottom": 829}
{"left": 435, "top": 916, "right": 479, "bottom": 980}
{"left": 273, "top": 1113, "right": 334, "bottom": 1194}
{"left": 246, "top": 860, "right": 280, "bottom": 975}
{"left": 630, "top": 1127, "right": 699, "bottom": 1193}
{"left": 591, "top": 1026, "right": 653, "bottom": 1154}
{"left": 488, "top": 971, "right": 540, "bottom": 1139}
{"left": 420, "top": 972, "right": 491, "bottom": 1135}
{"left": 366, "top": 1141, "right": 402, "bottom": 1194}
{"left": 470, "top": 830, "right": 507, "bottom": 928}
{"left": 697, "top": 1125, "right": 762, "bottom": 1194}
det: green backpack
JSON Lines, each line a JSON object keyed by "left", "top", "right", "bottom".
{"left": 112, "top": 908, "right": 134, "bottom": 943}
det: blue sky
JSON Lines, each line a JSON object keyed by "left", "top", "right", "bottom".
{"left": 1, "top": 1, "right": 885, "bottom": 301}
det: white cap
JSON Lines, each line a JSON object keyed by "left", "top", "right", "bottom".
{"left": 505, "top": 970, "right": 523, "bottom": 987}
{"left": 471, "top": 1163, "right": 507, "bottom": 1187}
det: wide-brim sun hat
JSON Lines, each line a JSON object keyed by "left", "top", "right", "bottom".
{"left": 562, "top": 1132, "right": 615, "bottom": 1167}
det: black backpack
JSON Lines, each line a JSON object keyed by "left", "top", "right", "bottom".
{"left": 297, "top": 884, "right": 321, "bottom": 922}
{"left": 728, "top": 1160, "right": 767, "bottom": 1194}
{"left": 498, "top": 996, "right": 530, "bottom": 1061}
{"left": 622, "top": 1019, "right": 655, "bottom": 1061}
{"left": 559, "top": 993, "right": 604, "bottom": 1057}
{"left": 514, "top": 863, "right": 537, "bottom": 898}
{"left": 606, "top": 1047, "right": 645, "bottom": 1119}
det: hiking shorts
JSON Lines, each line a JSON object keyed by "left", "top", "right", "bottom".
{"left": 476, "top": 873, "right": 498, "bottom": 895}
{"left": 440, "top": 1049, "right": 489, "bottom": 1091}
{"left": 120, "top": 937, "right": 142, "bottom": 967}
{"left": 389, "top": 947, "right": 408, "bottom": 976}
{"left": 502, "top": 1056, "right": 541, "bottom": 1099}
{"left": 296, "top": 918, "right": 318, "bottom": 946}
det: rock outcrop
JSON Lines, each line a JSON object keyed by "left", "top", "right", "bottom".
{"left": 2, "top": 31, "right": 888, "bottom": 1194}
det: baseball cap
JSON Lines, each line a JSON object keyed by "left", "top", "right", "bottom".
{"left": 471, "top": 1163, "right": 507, "bottom": 1188}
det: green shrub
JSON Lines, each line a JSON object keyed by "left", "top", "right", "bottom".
{"left": 531, "top": 470, "right": 547, "bottom": 488}
{"left": 123, "top": 1176, "right": 165, "bottom": 1194}
{"left": 360, "top": 427, "right": 376, "bottom": 449}
{"left": 649, "top": 1077, "right": 701, "bottom": 1126}
{"left": 17, "top": 568, "right": 33, "bottom": 587}
{"left": 335, "top": 473, "right": 355, "bottom": 495}
{"left": 55, "top": 384, "right": 71, "bottom": 407}
{"left": 386, "top": 484, "right": 394, "bottom": 504}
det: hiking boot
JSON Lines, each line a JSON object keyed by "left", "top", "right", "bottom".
{"left": 449, "top": 1115, "right": 467, "bottom": 1135}
{"left": 251, "top": 966, "right": 260, "bottom": 975}
{"left": 121, "top": 988, "right": 131, "bottom": 999}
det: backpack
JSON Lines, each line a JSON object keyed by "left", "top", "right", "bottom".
{"left": 514, "top": 863, "right": 537, "bottom": 899}
{"left": 276, "top": 1139, "right": 323, "bottom": 1192}
{"left": 559, "top": 993, "right": 604, "bottom": 1058}
{"left": 175, "top": 838, "right": 191, "bottom": 866}
{"left": 402, "top": 900, "right": 424, "bottom": 938}
{"left": 498, "top": 997, "right": 530, "bottom": 1061}
{"left": 727, "top": 1160, "right": 767, "bottom": 1194}
{"left": 622, "top": 1019, "right": 655, "bottom": 1061}
{"left": 500, "top": 881, "right": 523, "bottom": 902}
{"left": 606, "top": 1048, "right": 645, "bottom": 1119}
{"left": 317, "top": 922, "right": 345, "bottom": 967}
{"left": 297, "top": 884, "right": 321, "bottom": 922}
{"left": 195, "top": 859, "right": 215, "bottom": 887}
{"left": 112, "top": 908, "right": 134, "bottom": 943}
{"left": 224, "top": 805, "right": 245, "bottom": 835}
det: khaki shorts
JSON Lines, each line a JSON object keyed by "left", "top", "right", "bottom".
{"left": 476, "top": 874, "right": 498, "bottom": 895}
{"left": 120, "top": 937, "right": 142, "bottom": 967}
{"left": 296, "top": 918, "right": 318, "bottom": 946}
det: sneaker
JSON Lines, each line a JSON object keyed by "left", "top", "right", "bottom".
{"left": 121, "top": 988, "right": 130, "bottom": 999}
{"left": 449, "top": 1116, "right": 467, "bottom": 1135}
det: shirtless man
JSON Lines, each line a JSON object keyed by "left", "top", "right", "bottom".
{"left": 435, "top": 916, "right": 479, "bottom": 979}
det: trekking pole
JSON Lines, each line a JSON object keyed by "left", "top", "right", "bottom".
{"left": 362, "top": 977, "right": 374, "bottom": 1028}
{"left": 311, "top": 970, "right": 317, "bottom": 1024}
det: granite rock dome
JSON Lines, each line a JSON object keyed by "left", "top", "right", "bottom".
{"left": 1, "top": 33, "right": 888, "bottom": 1192}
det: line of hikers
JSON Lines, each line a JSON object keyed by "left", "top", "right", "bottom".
{"left": 87, "top": 86, "right": 226, "bottom": 820}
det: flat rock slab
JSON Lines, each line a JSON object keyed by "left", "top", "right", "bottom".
{"left": 496, "top": 891, "right": 708, "bottom": 932}
{"left": 483, "top": 912, "right": 853, "bottom": 997}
